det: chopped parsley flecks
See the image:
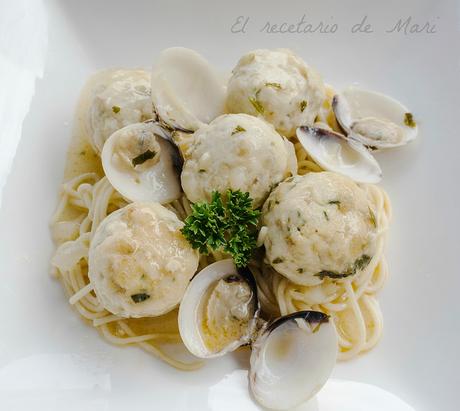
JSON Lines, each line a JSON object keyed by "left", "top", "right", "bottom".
{"left": 231, "top": 125, "right": 246, "bottom": 135}
{"left": 404, "top": 112, "right": 416, "bottom": 128}
{"left": 368, "top": 207, "right": 377, "bottom": 228}
{"left": 354, "top": 254, "right": 372, "bottom": 272}
{"left": 300, "top": 100, "right": 308, "bottom": 112}
{"left": 249, "top": 96, "right": 265, "bottom": 115}
{"left": 315, "top": 254, "right": 372, "bottom": 280}
{"left": 265, "top": 82, "right": 282, "bottom": 89}
{"left": 132, "top": 150, "right": 156, "bottom": 167}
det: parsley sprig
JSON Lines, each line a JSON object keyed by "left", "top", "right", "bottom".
{"left": 181, "top": 190, "right": 260, "bottom": 267}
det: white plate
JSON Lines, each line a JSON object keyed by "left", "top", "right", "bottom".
{"left": 0, "top": 0, "right": 459, "bottom": 410}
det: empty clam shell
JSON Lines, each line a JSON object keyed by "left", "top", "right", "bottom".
{"left": 178, "top": 259, "right": 260, "bottom": 359}
{"left": 151, "top": 47, "right": 227, "bottom": 132}
{"left": 332, "top": 86, "right": 418, "bottom": 150}
{"left": 249, "top": 311, "right": 337, "bottom": 410}
{"left": 101, "top": 122, "right": 181, "bottom": 203}
{"left": 297, "top": 126, "right": 382, "bottom": 183}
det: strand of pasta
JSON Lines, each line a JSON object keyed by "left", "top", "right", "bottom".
{"left": 69, "top": 282, "right": 93, "bottom": 305}
{"left": 93, "top": 314, "right": 122, "bottom": 327}
{"left": 50, "top": 175, "right": 201, "bottom": 370}
{"left": 338, "top": 280, "right": 368, "bottom": 360}
{"left": 99, "top": 321, "right": 202, "bottom": 371}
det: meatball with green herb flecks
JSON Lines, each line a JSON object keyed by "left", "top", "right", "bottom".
{"left": 226, "top": 49, "right": 325, "bottom": 137}
{"left": 261, "top": 172, "right": 377, "bottom": 285}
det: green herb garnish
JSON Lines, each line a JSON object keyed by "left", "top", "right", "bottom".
{"left": 312, "top": 322, "right": 322, "bottom": 333}
{"left": 354, "top": 254, "right": 372, "bottom": 271}
{"left": 112, "top": 105, "right": 121, "bottom": 113}
{"left": 368, "top": 207, "right": 377, "bottom": 228}
{"left": 132, "top": 150, "right": 156, "bottom": 167}
{"left": 328, "top": 200, "right": 341, "bottom": 205}
{"left": 249, "top": 96, "right": 265, "bottom": 115}
{"left": 300, "top": 100, "right": 308, "bottom": 112}
{"left": 199, "top": 169, "right": 206, "bottom": 173}
{"left": 131, "top": 293, "right": 150, "bottom": 303}
{"left": 315, "top": 270, "right": 350, "bottom": 280}
{"left": 181, "top": 190, "right": 260, "bottom": 267}
{"left": 404, "top": 112, "right": 416, "bottom": 128}
{"left": 231, "top": 125, "right": 246, "bottom": 135}
{"left": 323, "top": 210, "right": 329, "bottom": 221}
{"left": 315, "top": 254, "right": 372, "bottom": 280}
{"left": 272, "top": 257, "right": 284, "bottom": 264}
{"left": 265, "top": 82, "right": 282, "bottom": 89}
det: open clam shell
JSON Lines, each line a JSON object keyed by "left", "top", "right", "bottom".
{"left": 101, "top": 122, "right": 182, "bottom": 203}
{"left": 151, "top": 47, "right": 226, "bottom": 133}
{"left": 179, "top": 261, "right": 338, "bottom": 409}
{"left": 297, "top": 125, "right": 382, "bottom": 183}
{"left": 332, "top": 86, "right": 418, "bottom": 150}
{"left": 178, "top": 259, "right": 260, "bottom": 359}
{"left": 249, "top": 311, "right": 337, "bottom": 410}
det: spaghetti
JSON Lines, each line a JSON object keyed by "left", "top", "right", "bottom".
{"left": 50, "top": 74, "right": 391, "bottom": 369}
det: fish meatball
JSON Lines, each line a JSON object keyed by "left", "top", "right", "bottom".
{"left": 180, "top": 113, "right": 297, "bottom": 208}
{"left": 261, "top": 172, "right": 377, "bottom": 285}
{"left": 88, "top": 202, "right": 199, "bottom": 317}
{"left": 88, "top": 70, "right": 152, "bottom": 153}
{"left": 226, "top": 49, "right": 325, "bottom": 137}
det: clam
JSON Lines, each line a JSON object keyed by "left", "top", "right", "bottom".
{"left": 101, "top": 121, "right": 182, "bottom": 203}
{"left": 178, "top": 259, "right": 260, "bottom": 358}
{"left": 332, "top": 86, "right": 418, "bottom": 150}
{"left": 178, "top": 259, "right": 338, "bottom": 409}
{"left": 297, "top": 125, "right": 382, "bottom": 183}
{"left": 249, "top": 311, "right": 337, "bottom": 410}
{"left": 151, "top": 47, "right": 227, "bottom": 133}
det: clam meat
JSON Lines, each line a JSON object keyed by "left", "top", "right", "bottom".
{"left": 178, "top": 259, "right": 260, "bottom": 358}
{"left": 332, "top": 86, "right": 418, "bottom": 150}
{"left": 101, "top": 121, "right": 182, "bottom": 203}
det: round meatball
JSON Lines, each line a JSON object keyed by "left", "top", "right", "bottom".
{"left": 261, "top": 172, "right": 377, "bottom": 285}
{"left": 88, "top": 70, "right": 152, "bottom": 153}
{"left": 180, "top": 114, "right": 297, "bottom": 208}
{"left": 226, "top": 49, "right": 325, "bottom": 137}
{"left": 88, "top": 202, "right": 199, "bottom": 317}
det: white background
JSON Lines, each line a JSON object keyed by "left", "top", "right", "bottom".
{"left": 0, "top": 0, "right": 459, "bottom": 410}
